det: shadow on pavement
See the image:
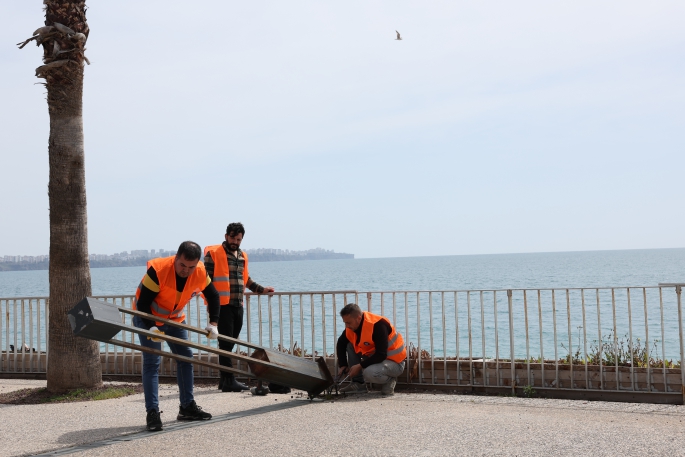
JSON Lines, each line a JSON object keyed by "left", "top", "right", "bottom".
{"left": 40, "top": 400, "right": 310, "bottom": 456}
{"left": 57, "top": 425, "right": 143, "bottom": 445}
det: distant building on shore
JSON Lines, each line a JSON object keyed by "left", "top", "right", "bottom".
{"left": 243, "top": 247, "right": 354, "bottom": 262}
{"left": 0, "top": 246, "right": 353, "bottom": 271}
{"left": 1, "top": 254, "right": 49, "bottom": 264}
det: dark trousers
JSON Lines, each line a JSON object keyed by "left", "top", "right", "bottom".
{"left": 218, "top": 304, "right": 243, "bottom": 368}
{"left": 345, "top": 343, "right": 366, "bottom": 384}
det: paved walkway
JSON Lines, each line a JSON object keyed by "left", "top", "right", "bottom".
{"left": 2, "top": 379, "right": 685, "bottom": 456}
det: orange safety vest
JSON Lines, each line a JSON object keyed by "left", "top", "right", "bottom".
{"left": 345, "top": 312, "right": 407, "bottom": 363}
{"left": 203, "top": 244, "right": 249, "bottom": 306}
{"left": 133, "top": 256, "right": 207, "bottom": 325}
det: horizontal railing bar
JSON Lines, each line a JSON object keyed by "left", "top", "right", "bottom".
{"left": 0, "top": 285, "right": 679, "bottom": 302}
{"left": 91, "top": 295, "right": 134, "bottom": 299}
{"left": 245, "top": 290, "right": 357, "bottom": 296}
{"left": 357, "top": 286, "right": 674, "bottom": 293}
{"left": 0, "top": 297, "right": 49, "bottom": 301}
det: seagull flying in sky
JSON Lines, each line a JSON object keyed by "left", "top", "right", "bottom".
{"left": 395, "top": 30, "right": 402, "bottom": 40}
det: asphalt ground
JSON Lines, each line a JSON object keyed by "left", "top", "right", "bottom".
{"left": 2, "top": 379, "right": 685, "bottom": 457}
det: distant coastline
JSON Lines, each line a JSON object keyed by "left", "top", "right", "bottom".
{"left": 246, "top": 251, "right": 354, "bottom": 262}
{"left": 0, "top": 250, "right": 354, "bottom": 272}
{"left": 0, "top": 259, "right": 149, "bottom": 272}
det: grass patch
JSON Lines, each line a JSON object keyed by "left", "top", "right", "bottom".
{"left": 45, "top": 386, "right": 136, "bottom": 402}
{"left": 522, "top": 385, "right": 537, "bottom": 398}
{"left": 0, "top": 383, "right": 143, "bottom": 405}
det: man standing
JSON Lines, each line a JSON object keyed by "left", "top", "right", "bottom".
{"left": 336, "top": 303, "right": 407, "bottom": 396}
{"left": 204, "top": 222, "right": 275, "bottom": 392}
{"left": 132, "top": 241, "right": 221, "bottom": 431}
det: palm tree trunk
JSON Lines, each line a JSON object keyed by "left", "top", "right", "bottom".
{"left": 22, "top": 1, "right": 102, "bottom": 392}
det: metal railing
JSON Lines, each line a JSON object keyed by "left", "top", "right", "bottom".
{"left": 0, "top": 297, "right": 48, "bottom": 373}
{"left": 1, "top": 286, "right": 683, "bottom": 401}
{"left": 351, "top": 287, "right": 683, "bottom": 398}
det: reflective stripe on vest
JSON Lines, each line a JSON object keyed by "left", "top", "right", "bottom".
{"left": 151, "top": 300, "right": 182, "bottom": 319}
{"left": 213, "top": 275, "right": 230, "bottom": 298}
{"left": 365, "top": 332, "right": 402, "bottom": 357}
{"left": 202, "top": 245, "right": 248, "bottom": 306}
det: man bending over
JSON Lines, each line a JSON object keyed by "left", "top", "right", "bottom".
{"left": 336, "top": 303, "right": 407, "bottom": 395}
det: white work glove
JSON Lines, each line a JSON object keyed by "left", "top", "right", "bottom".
{"left": 148, "top": 327, "right": 165, "bottom": 343}
{"left": 205, "top": 324, "right": 219, "bottom": 340}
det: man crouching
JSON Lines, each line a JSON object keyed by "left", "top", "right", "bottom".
{"left": 336, "top": 303, "right": 406, "bottom": 395}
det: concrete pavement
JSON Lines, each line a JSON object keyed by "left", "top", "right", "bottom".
{"left": 2, "top": 379, "right": 685, "bottom": 456}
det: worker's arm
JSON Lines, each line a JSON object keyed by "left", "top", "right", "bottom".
{"left": 202, "top": 280, "right": 220, "bottom": 325}
{"left": 336, "top": 332, "right": 349, "bottom": 368}
{"left": 204, "top": 252, "right": 215, "bottom": 280}
{"left": 246, "top": 277, "right": 274, "bottom": 294}
{"left": 136, "top": 266, "right": 161, "bottom": 328}
{"left": 359, "top": 320, "right": 391, "bottom": 368}
{"left": 246, "top": 277, "right": 264, "bottom": 293}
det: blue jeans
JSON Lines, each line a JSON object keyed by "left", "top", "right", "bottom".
{"left": 133, "top": 316, "right": 195, "bottom": 412}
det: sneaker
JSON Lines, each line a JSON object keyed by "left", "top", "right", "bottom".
{"left": 177, "top": 401, "right": 212, "bottom": 421}
{"left": 381, "top": 378, "right": 397, "bottom": 396}
{"left": 146, "top": 409, "right": 163, "bottom": 431}
{"left": 339, "top": 382, "right": 368, "bottom": 394}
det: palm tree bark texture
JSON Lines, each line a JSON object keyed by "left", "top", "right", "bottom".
{"left": 18, "top": 1, "right": 102, "bottom": 392}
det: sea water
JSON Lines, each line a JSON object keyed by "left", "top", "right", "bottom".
{"left": 2, "top": 248, "right": 684, "bottom": 360}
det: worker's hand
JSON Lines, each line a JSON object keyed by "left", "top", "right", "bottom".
{"left": 263, "top": 287, "right": 275, "bottom": 294}
{"left": 348, "top": 364, "right": 362, "bottom": 378}
{"left": 147, "top": 327, "right": 165, "bottom": 343}
{"left": 337, "top": 366, "right": 348, "bottom": 377}
{"left": 205, "top": 324, "right": 219, "bottom": 340}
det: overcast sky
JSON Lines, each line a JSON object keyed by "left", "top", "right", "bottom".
{"left": 1, "top": 1, "right": 683, "bottom": 259}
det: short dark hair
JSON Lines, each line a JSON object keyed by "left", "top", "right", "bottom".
{"left": 176, "top": 241, "right": 202, "bottom": 261}
{"left": 226, "top": 222, "right": 245, "bottom": 237}
{"left": 340, "top": 303, "right": 362, "bottom": 318}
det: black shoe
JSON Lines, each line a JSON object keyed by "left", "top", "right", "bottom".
{"left": 177, "top": 401, "right": 212, "bottom": 421}
{"left": 222, "top": 374, "right": 250, "bottom": 392}
{"left": 146, "top": 409, "right": 163, "bottom": 431}
{"left": 250, "top": 385, "right": 270, "bottom": 396}
{"left": 232, "top": 378, "right": 250, "bottom": 391}
{"left": 218, "top": 373, "right": 226, "bottom": 390}
{"left": 267, "top": 383, "right": 291, "bottom": 394}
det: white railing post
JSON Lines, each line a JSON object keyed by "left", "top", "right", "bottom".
{"left": 246, "top": 294, "right": 251, "bottom": 343}
{"left": 677, "top": 285, "right": 684, "bottom": 405}
{"left": 508, "top": 289, "right": 515, "bottom": 395}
